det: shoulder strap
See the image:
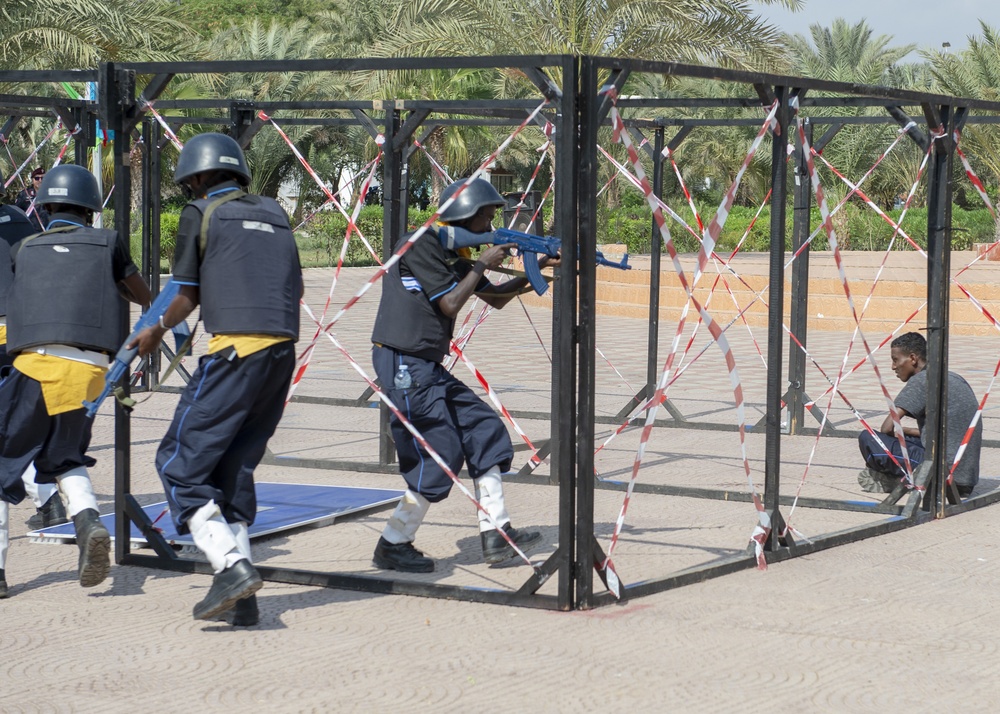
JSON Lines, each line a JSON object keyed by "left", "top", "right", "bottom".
{"left": 12, "top": 224, "right": 78, "bottom": 259}
{"left": 198, "top": 190, "right": 246, "bottom": 258}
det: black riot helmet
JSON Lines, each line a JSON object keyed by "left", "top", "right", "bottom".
{"left": 437, "top": 178, "right": 505, "bottom": 223}
{"left": 174, "top": 132, "right": 251, "bottom": 187}
{"left": 37, "top": 164, "right": 102, "bottom": 213}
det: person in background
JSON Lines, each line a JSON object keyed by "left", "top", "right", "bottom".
{"left": 857, "top": 331, "right": 982, "bottom": 498}
{"left": 15, "top": 167, "right": 50, "bottom": 233}
{"left": 0, "top": 164, "right": 150, "bottom": 598}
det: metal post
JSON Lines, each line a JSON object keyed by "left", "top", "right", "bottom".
{"left": 646, "top": 128, "right": 664, "bottom": 396}
{"left": 73, "top": 107, "right": 90, "bottom": 166}
{"left": 553, "top": 55, "right": 580, "bottom": 611}
{"left": 575, "top": 56, "right": 597, "bottom": 609}
{"left": 147, "top": 119, "right": 164, "bottom": 386}
{"left": 787, "top": 120, "right": 813, "bottom": 434}
{"left": 378, "top": 108, "right": 403, "bottom": 465}
{"left": 763, "top": 87, "right": 790, "bottom": 544}
{"left": 102, "top": 62, "right": 135, "bottom": 563}
{"left": 923, "top": 103, "right": 954, "bottom": 516}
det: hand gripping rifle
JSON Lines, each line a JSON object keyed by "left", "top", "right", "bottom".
{"left": 83, "top": 279, "right": 183, "bottom": 418}
{"left": 435, "top": 225, "right": 630, "bottom": 296}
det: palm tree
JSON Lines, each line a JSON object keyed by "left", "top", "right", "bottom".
{"left": 924, "top": 22, "right": 1000, "bottom": 180}
{"left": 0, "top": 0, "right": 189, "bottom": 69}
{"left": 922, "top": 22, "right": 1000, "bottom": 238}
{"left": 782, "top": 19, "right": 923, "bottom": 212}
{"left": 783, "top": 19, "right": 915, "bottom": 85}
{"left": 179, "top": 19, "right": 346, "bottom": 203}
{"left": 367, "top": 0, "right": 803, "bottom": 71}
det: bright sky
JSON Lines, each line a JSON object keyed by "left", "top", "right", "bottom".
{"left": 753, "top": 0, "right": 991, "bottom": 56}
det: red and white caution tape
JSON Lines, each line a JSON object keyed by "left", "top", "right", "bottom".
{"left": 600, "top": 87, "right": 765, "bottom": 590}
{"left": 797, "top": 117, "right": 917, "bottom": 484}
{"left": 261, "top": 111, "right": 382, "bottom": 264}
{"left": 3, "top": 121, "right": 61, "bottom": 189}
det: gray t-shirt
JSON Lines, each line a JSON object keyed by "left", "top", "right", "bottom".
{"left": 895, "top": 369, "right": 982, "bottom": 491}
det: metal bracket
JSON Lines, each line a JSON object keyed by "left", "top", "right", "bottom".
{"left": 392, "top": 108, "right": 432, "bottom": 152}
{"left": 596, "top": 67, "right": 632, "bottom": 125}
{"left": 350, "top": 108, "right": 383, "bottom": 142}
{"left": 665, "top": 125, "right": 693, "bottom": 153}
{"left": 520, "top": 66, "right": 562, "bottom": 102}
{"left": 885, "top": 106, "right": 929, "bottom": 151}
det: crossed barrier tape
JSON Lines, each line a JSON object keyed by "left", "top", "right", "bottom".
{"left": 599, "top": 86, "right": 770, "bottom": 593}
{"left": 3, "top": 120, "right": 61, "bottom": 189}
{"left": 796, "top": 115, "right": 920, "bottom": 493}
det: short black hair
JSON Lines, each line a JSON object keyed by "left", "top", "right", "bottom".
{"left": 891, "top": 331, "right": 926, "bottom": 361}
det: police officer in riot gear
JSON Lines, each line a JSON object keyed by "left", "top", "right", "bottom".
{"left": 0, "top": 164, "right": 151, "bottom": 597}
{"left": 131, "top": 132, "right": 302, "bottom": 626}
{"left": 0, "top": 175, "right": 69, "bottom": 534}
{"left": 369, "top": 177, "right": 555, "bottom": 573}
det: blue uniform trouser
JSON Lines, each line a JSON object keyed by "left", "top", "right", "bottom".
{"left": 156, "top": 342, "right": 295, "bottom": 534}
{"left": 858, "top": 430, "right": 924, "bottom": 478}
{"left": 372, "top": 345, "right": 513, "bottom": 503}
{"left": 0, "top": 369, "right": 95, "bottom": 504}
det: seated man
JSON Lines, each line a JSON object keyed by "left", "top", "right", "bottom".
{"left": 858, "top": 332, "right": 982, "bottom": 497}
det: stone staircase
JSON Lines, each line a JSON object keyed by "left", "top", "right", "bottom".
{"left": 521, "top": 249, "right": 1000, "bottom": 336}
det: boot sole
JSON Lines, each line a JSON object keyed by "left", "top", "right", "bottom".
{"left": 79, "top": 527, "right": 112, "bottom": 588}
{"left": 372, "top": 555, "right": 434, "bottom": 573}
{"left": 193, "top": 572, "right": 263, "bottom": 621}
{"left": 232, "top": 597, "right": 260, "bottom": 627}
{"left": 484, "top": 532, "right": 544, "bottom": 564}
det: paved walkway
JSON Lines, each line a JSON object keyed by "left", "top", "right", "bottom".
{"left": 4, "top": 257, "right": 1000, "bottom": 712}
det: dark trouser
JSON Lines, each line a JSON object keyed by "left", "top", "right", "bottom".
{"left": 372, "top": 345, "right": 513, "bottom": 503}
{"left": 858, "top": 430, "right": 924, "bottom": 478}
{"left": 156, "top": 342, "right": 295, "bottom": 534}
{"left": 0, "top": 369, "right": 95, "bottom": 504}
{"left": 0, "top": 342, "right": 13, "bottom": 373}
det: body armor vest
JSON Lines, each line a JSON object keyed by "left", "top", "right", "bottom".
{"left": 7, "top": 225, "right": 122, "bottom": 355}
{"left": 370, "top": 232, "right": 456, "bottom": 363}
{"left": 192, "top": 193, "right": 300, "bottom": 339}
{"left": 0, "top": 206, "right": 36, "bottom": 317}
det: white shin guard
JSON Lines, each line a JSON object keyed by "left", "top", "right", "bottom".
{"left": 381, "top": 490, "right": 431, "bottom": 545}
{"left": 22, "top": 464, "right": 59, "bottom": 510}
{"left": 56, "top": 467, "right": 98, "bottom": 517}
{"left": 0, "top": 500, "right": 8, "bottom": 571}
{"left": 22, "top": 464, "right": 43, "bottom": 509}
{"left": 229, "top": 521, "right": 252, "bottom": 564}
{"left": 187, "top": 500, "right": 243, "bottom": 574}
{"left": 474, "top": 466, "right": 510, "bottom": 532}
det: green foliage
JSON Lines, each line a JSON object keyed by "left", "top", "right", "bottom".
{"left": 294, "top": 205, "right": 386, "bottom": 267}
{"left": 594, "top": 203, "right": 997, "bottom": 255}
{"left": 177, "top": 0, "right": 326, "bottom": 35}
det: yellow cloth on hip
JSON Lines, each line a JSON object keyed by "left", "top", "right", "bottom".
{"left": 0, "top": 325, "right": 6, "bottom": 345}
{"left": 13, "top": 353, "right": 107, "bottom": 416}
{"left": 207, "top": 334, "right": 292, "bottom": 359}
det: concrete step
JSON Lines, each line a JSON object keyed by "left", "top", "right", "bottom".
{"left": 521, "top": 250, "right": 1000, "bottom": 335}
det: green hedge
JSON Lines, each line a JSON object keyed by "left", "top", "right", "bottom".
{"left": 117, "top": 202, "right": 998, "bottom": 271}
{"left": 601, "top": 204, "right": 997, "bottom": 255}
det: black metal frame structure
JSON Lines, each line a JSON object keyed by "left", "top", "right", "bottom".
{"left": 3, "top": 54, "right": 1000, "bottom": 611}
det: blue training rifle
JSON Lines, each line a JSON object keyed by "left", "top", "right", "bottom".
{"left": 83, "top": 279, "right": 181, "bottom": 418}
{"left": 435, "top": 225, "right": 631, "bottom": 296}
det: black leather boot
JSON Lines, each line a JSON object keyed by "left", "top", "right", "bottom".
{"left": 73, "top": 509, "right": 111, "bottom": 587}
{"left": 481, "top": 523, "right": 542, "bottom": 564}
{"left": 232, "top": 594, "right": 259, "bottom": 626}
{"left": 372, "top": 537, "right": 434, "bottom": 573}
{"left": 193, "top": 559, "right": 263, "bottom": 621}
{"left": 27, "top": 493, "right": 69, "bottom": 529}
{"left": 0, "top": 569, "right": 7, "bottom": 598}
